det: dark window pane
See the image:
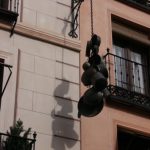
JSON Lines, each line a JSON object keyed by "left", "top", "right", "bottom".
{"left": 0, "top": 0, "right": 9, "bottom": 9}
{"left": 118, "top": 129, "right": 150, "bottom": 150}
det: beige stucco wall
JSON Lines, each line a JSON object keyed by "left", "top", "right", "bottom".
{"left": 16, "top": 35, "right": 80, "bottom": 150}
{"left": 80, "top": 0, "right": 150, "bottom": 150}
{"left": 0, "top": 0, "right": 81, "bottom": 150}
{"left": 21, "top": 0, "right": 78, "bottom": 39}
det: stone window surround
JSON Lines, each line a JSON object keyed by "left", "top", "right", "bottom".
{"left": 107, "top": 10, "right": 150, "bottom": 50}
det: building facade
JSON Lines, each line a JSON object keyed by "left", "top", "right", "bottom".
{"left": 0, "top": 0, "right": 80, "bottom": 150}
{"left": 80, "top": 0, "right": 150, "bottom": 150}
{"left": 0, "top": 0, "right": 150, "bottom": 150}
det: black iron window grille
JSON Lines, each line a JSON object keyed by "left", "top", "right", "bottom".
{"left": 0, "top": 0, "right": 19, "bottom": 36}
{"left": 0, "top": 61, "right": 12, "bottom": 109}
{"left": 0, "top": 132, "right": 36, "bottom": 150}
{"left": 117, "top": 0, "right": 150, "bottom": 13}
{"left": 104, "top": 49, "right": 150, "bottom": 113}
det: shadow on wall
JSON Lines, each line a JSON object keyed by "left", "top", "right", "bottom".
{"left": 61, "top": 3, "right": 72, "bottom": 36}
{"left": 51, "top": 80, "right": 78, "bottom": 150}
{"left": 62, "top": 17, "right": 69, "bottom": 36}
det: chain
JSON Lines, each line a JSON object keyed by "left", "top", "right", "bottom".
{"left": 90, "top": 0, "right": 94, "bottom": 37}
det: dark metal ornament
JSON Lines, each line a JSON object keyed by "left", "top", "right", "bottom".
{"left": 78, "top": 34, "right": 109, "bottom": 118}
{"left": 76, "top": 0, "right": 109, "bottom": 118}
{"left": 68, "top": 0, "right": 84, "bottom": 38}
{"left": 78, "top": 96, "right": 104, "bottom": 117}
{"left": 82, "top": 62, "right": 91, "bottom": 71}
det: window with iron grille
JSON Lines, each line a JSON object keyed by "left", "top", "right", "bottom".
{"left": 106, "top": 16, "right": 150, "bottom": 113}
{"left": 113, "top": 33, "right": 150, "bottom": 96}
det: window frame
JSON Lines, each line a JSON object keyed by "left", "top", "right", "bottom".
{"left": 113, "top": 33, "right": 150, "bottom": 96}
{"left": 116, "top": 0, "right": 150, "bottom": 14}
{"left": 117, "top": 127, "right": 150, "bottom": 150}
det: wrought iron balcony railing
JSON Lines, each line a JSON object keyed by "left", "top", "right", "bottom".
{"left": 0, "top": 132, "right": 36, "bottom": 150}
{"left": 0, "top": 0, "right": 19, "bottom": 36}
{"left": 104, "top": 50, "right": 150, "bottom": 113}
{"left": 117, "top": 0, "right": 150, "bottom": 13}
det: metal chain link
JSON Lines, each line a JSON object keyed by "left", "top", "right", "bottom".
{"left": 90, "top": 0, "right": 94, "bottom": 37}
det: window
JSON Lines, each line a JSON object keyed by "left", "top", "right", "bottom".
{"left": 107, "top": 16, "right": 150, "bottom": 112}
{"left": 0, "top": 58, "right": 4, "bottom": 108}
{"left": 0, "top": 0, "right": 9, "bottom": 10}
{"left": 118, "top": 128, "right": 150, "bottom": 150}
{"left": 113, "top": 33, "right": 149, "bottom": 95}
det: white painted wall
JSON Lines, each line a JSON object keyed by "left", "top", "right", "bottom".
{"left": 0, "top": 0, "right": 81, "bottom": 149}
{"left": 21, "top": 0, "right": 79, "bottom": 38}
{"left": 15, "top": 34, "right": 80, "bottom": 150}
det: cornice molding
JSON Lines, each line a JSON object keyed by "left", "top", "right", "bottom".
{"left": 0, "top": 23, "right": 81, "bottom": 52}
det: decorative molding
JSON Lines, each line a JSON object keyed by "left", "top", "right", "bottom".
{"left": 0, "top": 23, "right": 81, "bottom": 52}
{"left": 113, "top": 119, "right": 150, "bottom": 136}
{"left": 116, "top": 0, "right": 150, "bottom": 14}
{"left": 107, "top": 9, "right": 150, "bottom": 29}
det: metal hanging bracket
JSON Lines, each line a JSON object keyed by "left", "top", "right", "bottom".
{"left": 0, "top": 62, "right": 12, "bottom": 108}
{"left": 10, "top": 13, "right": 19, "bottom": 37}
{"left": 68, "top": 0, "right": 84, "bottom": 38}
